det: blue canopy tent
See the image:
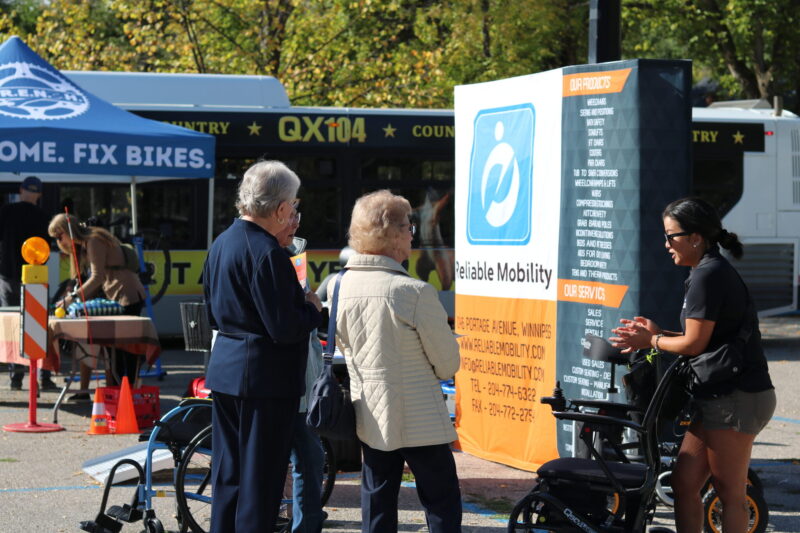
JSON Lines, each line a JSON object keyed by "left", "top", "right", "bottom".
{"left": 0, "top": 36, "right": 216, "bottom": 379}
{"left": 0, "top": 35, "right": 216, "bottom": 238}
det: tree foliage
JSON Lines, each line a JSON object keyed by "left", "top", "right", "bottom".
{"left": 3, "top": 1, "right": 797, "bottom": 110}
{"left": 623, "top": 0, "right": 800, "bottom": 107}
{"left": 0, "top": 0, "right": 591, "bottom": 108}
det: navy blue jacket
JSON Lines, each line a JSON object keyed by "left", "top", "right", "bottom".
{"left": 203, "top": 218, "right": 322, "bottom": 398}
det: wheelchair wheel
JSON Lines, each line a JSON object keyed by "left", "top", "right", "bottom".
{"left": 175, "top": 425, "right": 213, "bottom": 533}
{"left": 508, "top": 491, "right": 563, "bottom": 532}
{"left": 144, "top": 516, "right": 165, "bottom": 533}
{"left": 703, "top": 483, "right": 768, "bottom": 533}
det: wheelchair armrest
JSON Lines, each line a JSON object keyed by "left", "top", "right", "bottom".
{"left": 551, "top": 411, "right": 644, "bottom": 433}
{"left": 570, "top": 399, "right": 642, "bottom": 413}
{"left": 178, "top": 397, "right": 213, "bottom": 408}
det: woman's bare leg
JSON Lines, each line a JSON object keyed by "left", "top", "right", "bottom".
{"left": 672, "top": 422, "right": 711, "bottom": 533}
{"left": 705, "top": 428, "right": 755, "bottom": 533}
{"left": 79, "top": 361, "right": 91, "bottom": 391}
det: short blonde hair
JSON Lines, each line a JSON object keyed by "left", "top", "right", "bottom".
{"left": 348, "top": 190, "right": 411, "bottom": 255}
{"left": 236, "top": 160, "right": 300, "bottom": 218}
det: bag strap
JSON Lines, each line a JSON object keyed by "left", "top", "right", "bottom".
{"left": 730, "top": 268, "right": 755, "bottom": 344}
{"left": 323, "top": 270, "right": 347, "bottom": 365}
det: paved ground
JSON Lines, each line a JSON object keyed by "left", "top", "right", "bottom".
{"left": 1, "top": 316, "right": 798, "bottom": 532}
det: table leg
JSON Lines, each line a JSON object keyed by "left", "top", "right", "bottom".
{"left": 52, "top": 372, "right": 75, "bottom": 424}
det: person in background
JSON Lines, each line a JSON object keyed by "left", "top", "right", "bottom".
{"left": 332, "top": 189, "right": 462, "bottom": 533}
{"left": 290, "top": 325, "right": 327, "bottom": 533}
{"left": 610, "top": 197, "right": 775, "bottom": 533}
{"left": 277, "top": 215, "right": 328, "bottom": 533}
{"left": 0, "top": 176, "right": 56, "bottom": 391}
{"left": 202, "top": 160, "right": 322, "bottom": 533}
{"left": 49, "top": 213, "right": 146, "bottom": 399}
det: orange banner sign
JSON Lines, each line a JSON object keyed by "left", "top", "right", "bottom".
{"left": 556, "top": 279, "right": 628, "bottom": 308}
{"left": 454, "top": 294, "right": 559, "bottom": 471}
{"left": 562, "top": 68, "right": 632, "bottom": 97}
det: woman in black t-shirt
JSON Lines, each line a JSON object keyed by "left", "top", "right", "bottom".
{"left": 610, "top": 197, "right": 775, "bottom": 533}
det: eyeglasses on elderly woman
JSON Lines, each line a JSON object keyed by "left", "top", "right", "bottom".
{"left": 399, "top": 222, "right": 416, "bottom": 236}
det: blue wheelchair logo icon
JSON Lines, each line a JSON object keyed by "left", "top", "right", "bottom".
{"left": 467, "top": 104, "right": 534, "bottom": 245}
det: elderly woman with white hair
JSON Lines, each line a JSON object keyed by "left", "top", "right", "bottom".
{"left": 202, "top": 160, "right": 322, "bottom": 533}
{"left": 332, "top": 189, "right": 462, "bottom": 533}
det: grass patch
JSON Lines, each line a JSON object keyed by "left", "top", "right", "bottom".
{"left": 0, "top": 458, "right": 18, "bottom": 463}
{"left": 466, "top": 493, "right": 515, "bottom": 516}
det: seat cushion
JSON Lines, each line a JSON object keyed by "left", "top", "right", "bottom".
{"left": 537, "top": 457, "right": 648, "bottom": 488}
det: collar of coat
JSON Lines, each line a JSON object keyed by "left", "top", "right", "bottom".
{"left": 345, "top": 253, "right": 410, "bottom": 276}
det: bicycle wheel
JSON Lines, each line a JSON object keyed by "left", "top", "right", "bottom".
{"left": 320, "top": 436, "right": 336, "bottom": 506}
{"left": 175, "top": 425, "right": 213, "bottom": 533}
{"left": 703, "top": 483, "right": 768, "bottom": 533}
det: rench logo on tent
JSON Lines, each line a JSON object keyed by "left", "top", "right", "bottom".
{"left": 467, "top": 103, "right": 535, "bottom": 245}
{"left": 0, "top": 62, "right": 89, "bottom": 120}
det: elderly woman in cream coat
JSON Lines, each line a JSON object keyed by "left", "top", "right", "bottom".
{"left": 331, "top": 189, "right": 462, "bottom": 533}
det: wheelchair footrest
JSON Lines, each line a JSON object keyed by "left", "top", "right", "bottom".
{"left": 79, "top": 513, "right": 123, "bottom": 533}
{"left": 106, "top": 504, "right": 143, "bottom": 523}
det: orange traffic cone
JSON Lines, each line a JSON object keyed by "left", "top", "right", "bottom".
{"left": 113, "top": 376, "right": 140, "bottom": 434}
{"left": 87, "top": 388, "right": 110, "bottom": 435}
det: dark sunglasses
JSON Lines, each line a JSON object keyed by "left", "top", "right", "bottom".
{"left": 664, "top": 231, "right": 691, "bottom": 242}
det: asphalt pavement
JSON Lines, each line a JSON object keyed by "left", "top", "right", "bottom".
{"left": 0, "top": 316, "right": 798, "bottom": 533}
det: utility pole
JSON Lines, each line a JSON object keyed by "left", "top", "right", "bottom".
{"left": 588, "top": 0, "right": 621, "bottom": 64}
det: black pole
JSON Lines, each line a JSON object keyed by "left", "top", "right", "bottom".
{"left": 588, "top": 0, "right": 621, "bottom": 64}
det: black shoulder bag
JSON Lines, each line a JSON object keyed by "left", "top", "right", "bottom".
{"left": 305, "top": 270, "right": 357, "bottom": 441}
{"left": 688, "top": 286, "right": 754, "bottom": 389}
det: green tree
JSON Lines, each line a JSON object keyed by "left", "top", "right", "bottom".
{"left": 1, "top": 0, "right": 590, "bottom": 108}
{"left": 623, "top": 0, "right": 800, "bottom": 108}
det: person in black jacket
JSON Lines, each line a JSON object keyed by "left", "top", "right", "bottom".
{"left": 0, "top": 176, "right": 56, "bottom": 391}
{"left": 202, "top": 160, "right": 322, "bottom": 533}
{"left": 610, "top": 197, "right": 775, "bottom": 533}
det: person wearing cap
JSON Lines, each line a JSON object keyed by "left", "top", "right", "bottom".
{"left": 0, "top": 176, "right": 57, "bottom": 391}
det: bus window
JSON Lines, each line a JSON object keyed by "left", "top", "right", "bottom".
{"left": 138, "top": 180, "right": 205, "bottom": 249}
{"left": 360, "top": 156, "right": 455, "bottom": 248}
{"left": 212, "top": 157, "right": 256, "bottom": 238}
{"left": 282, "top": 156, "right": 342, "bottom": 246}
{"left": 283, "top": 156, "right": 337, "bottom": 180}
{"left": 212, "top": 156, "right": 341, "bottom": 245}
{"left": 57, "top": 184, "right": 132, "bottom": 240}
{"left": 692, "top": 157, "right": 743, "bottom": 218}
{"left": 359, "top": 185, "right": 455, "bottom": 248}
{"left": 297, "top": 187, "right": 342, "bottom": 247}
{"left": 361, "top": 156, "right": 454, "bottom": 182}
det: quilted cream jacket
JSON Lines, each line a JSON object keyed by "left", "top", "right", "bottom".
{"left": 331, "top": 254, "right": 460, "bottom": 451}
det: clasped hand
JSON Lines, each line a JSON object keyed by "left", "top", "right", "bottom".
{"left": 305, "top": 291, "right": 322, "bottom": 312}
{"left": 609, "top": 316, "right": 661, "bottom": 353}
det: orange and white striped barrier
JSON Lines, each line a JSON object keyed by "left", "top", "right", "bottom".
{"left": 22, "top": 284, "right": 48, "bottom": 362}
{"left": 3, "top": 237, "right": 64, "bottom": 433}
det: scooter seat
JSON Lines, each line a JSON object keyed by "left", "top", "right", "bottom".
{"left": 537, "top": 457, "right": 648, "bottom": 488}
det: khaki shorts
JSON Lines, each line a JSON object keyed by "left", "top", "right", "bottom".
{"left": 695, "top": 388, "right": 776, "bottom": 435}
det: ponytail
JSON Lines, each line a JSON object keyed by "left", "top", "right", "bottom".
{"left": 717, "top": 228, "right": 743, "bottom": 259}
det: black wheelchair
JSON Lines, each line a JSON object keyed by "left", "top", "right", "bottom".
{"left": 507, "top": 352, "right": 688, "bottom": 533}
